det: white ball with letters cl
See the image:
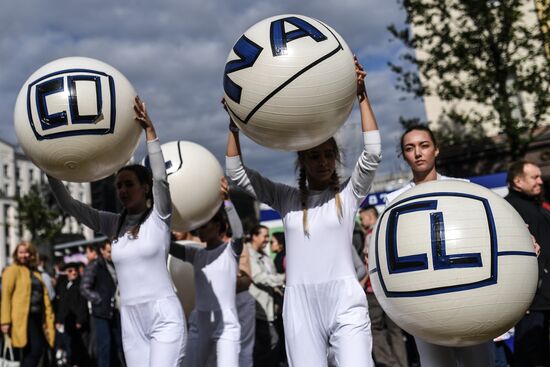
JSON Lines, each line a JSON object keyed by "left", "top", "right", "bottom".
{"left": 369, "top": 180, "right": 538, "bottom": 346}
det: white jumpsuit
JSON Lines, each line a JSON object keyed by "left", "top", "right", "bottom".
{"left": 226, "top": 131, "right": 381, "bottom": 367}
{"left": 172, "top": 205, "right": 243, "bottom": 367}
{"left": 49, "top": 139, "right": 186, "bottom": 367}
{"left": 385, "top": 175, "right": 495, "bottom": 367}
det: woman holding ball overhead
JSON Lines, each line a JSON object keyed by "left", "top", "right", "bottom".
{"left": 225, "top": 57, "right": 380, "bottom": 367}
{"left": 383, "top": 125, "right": 495, "bottom": 367}
{"left": 47, "top": 96, "right": 186, "bottom": 367}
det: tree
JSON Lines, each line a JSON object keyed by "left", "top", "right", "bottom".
{"left": 389, "top": 0, "right": 550, "bottom": 158}
{"left": 17, "top": 182, "right": 64, "bottom": 249}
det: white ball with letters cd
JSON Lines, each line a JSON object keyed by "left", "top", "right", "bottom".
{"left": 14, "top": 56, "right": 141, "bottom": 182}
{"left": 146, "top": 140, "right": 223, "bottom": 232}
{"left": 223, "top": 14, "right": 356, "bottom": 151}
{"left": 369, "top": 180, "right": 538, "bottom": 346}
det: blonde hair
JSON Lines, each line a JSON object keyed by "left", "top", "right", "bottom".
{"left": 297, "top": 138, "right": 343, "bottom": 236}
{"left": 12, "top": 241, "right": 38, "bottom": 268}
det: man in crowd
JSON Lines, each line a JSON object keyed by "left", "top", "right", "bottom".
{"left": 80, "top": 240, "right": 125, "bottom": 367}
{"left": 247, "top": 225, "right": 286, "bottom": 367}
{"left": 361, "top": 205, "right": 409, "bottom": 367}
{"left": 57, "top": 262, "right": 91, "bottom": 366}
{"left": 505, "top": 160, "right": 550, "bottom": 367}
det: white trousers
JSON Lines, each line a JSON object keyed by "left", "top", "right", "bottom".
{"left": 236, "top": 291, "right": 256, "bottom": 367}
{"left": 283, "top": 278, "right": 374, "bottom": 367}
{"left": 120, "top": 295, "right": 186, "bottom": 367}
{"left": 184, "top": 308, "right": 241, "bottom": 367}
{"left": 415, "top": 338, "right": 495, "bottom": 367}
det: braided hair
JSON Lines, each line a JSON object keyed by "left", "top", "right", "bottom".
{"left": 296, "top": 137, "right": 343, "bottom": 236}
{"left": 114, "top": 164, "right": 154, "bottom": 241}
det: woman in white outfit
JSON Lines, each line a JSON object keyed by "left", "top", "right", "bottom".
{"left": 384, "top": 125, "right": 495, "bottom": 367}
{"left": 170, "top": 178, "right": 243, "bottom": 367}
{"left": 225, "top": 57, "right": 380, "bottom": 367}
{"left": 48, "top": 96, "right": 186, "bottom": 367}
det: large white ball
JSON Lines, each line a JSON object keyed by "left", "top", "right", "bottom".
{"left": 369, "top": 180, "right": 538, "bottom": 347}
{"left": 153, "top": 141, "right": 223, "bottom": 232}
{"left": 14, "top": 57, "right": 141, "bottom": 182}
{"left": 223, "top": 14, "right": 356, "bottom": 151}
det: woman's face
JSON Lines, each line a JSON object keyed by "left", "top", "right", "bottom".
{"left": 270, "top": 237, "right": 282, "bottom": 253}
{"left": 301, "top": 140, "right": 337, "bottom": 189}
{"left": 116, "top": 170, "right": 149, "bottom": 213}
{"left": 402, "top": 130, "right": 439, "bottom": 175}
{"left": 16, "top": 246, "right": 30, "bottom": 265}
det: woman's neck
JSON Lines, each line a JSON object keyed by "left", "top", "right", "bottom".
{"left": 413, "top": 168, "right": 438, "bottom": 185}
{"left": 126, "top": 205, "right": 148, "bottom": 215}
{"left": 307, "top": 179, "right": 329, "bottom": 191}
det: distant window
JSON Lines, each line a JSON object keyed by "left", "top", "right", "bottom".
{"left": 3, "top": 204, "right": 10, "bottom": 239}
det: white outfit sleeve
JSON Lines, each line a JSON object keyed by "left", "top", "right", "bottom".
{"left": 346, "top": 131, "right": 382, "bottom": 204}
{"left": 225, "top": 156, "right": 295, "bottom": 213}
{"left": 169, "top": 243, "right": 200, "bottom": 264}
{"left": 147, "top": 138, "right": 172, "bottom": 220}
{"left": 47, "top": 176, "right": 120, "bottom": 237}
{"left": 225, "top": 203, "right": 244, "bottom": 256}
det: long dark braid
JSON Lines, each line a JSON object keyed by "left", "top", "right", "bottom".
{"left": 113, "top": 165, "right": 154, "bottom": 242}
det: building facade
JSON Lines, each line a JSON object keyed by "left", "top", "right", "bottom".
{"left": 407, "top": 0, "right": 550, "bottom": 182}
{"left": 0, "top": 138, "right": 93, "bottom": 268}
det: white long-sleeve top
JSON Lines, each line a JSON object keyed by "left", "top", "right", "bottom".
{"left": 226, "top": 131, "right": 381, "bottom": 286}
{"left": 49, "top": 139, "right": 175, "bottom": 306}
{"left": 170, "top": 204, "right": 244, "bottom": 312}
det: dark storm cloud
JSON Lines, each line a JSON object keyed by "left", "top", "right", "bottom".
{"left": 0, "top": 0, "right": 424, "bottom": 184}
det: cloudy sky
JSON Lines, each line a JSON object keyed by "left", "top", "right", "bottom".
{"left": 0, "top": 0, "right": 426, "bottom": 185}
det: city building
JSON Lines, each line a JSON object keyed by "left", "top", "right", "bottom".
{"left": 0, "top": 138, "right": 93, "bottom": 268}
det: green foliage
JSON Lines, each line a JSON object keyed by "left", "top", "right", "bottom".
{"left": 389, "top": 0, "right": 550, "bottom": 157}
{"left": 17, "top": 182, "right": 64, "bottom": 245}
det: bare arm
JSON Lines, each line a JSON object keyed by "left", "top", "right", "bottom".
{"left": 347, "top": 57, "right": 382, "bottom": 201}
{"left": 355, "top": 56, "right": 379, "bottom": 133}
{"left": 223, "top": 98, "right": 243, "bottom": 158}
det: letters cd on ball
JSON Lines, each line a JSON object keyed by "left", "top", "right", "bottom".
{"left": 369, "top": 180, "right": 538, "bottom": 347}
{"left": 14, "top": 56, "right": 141, "bottom": 182}
{"left": 223, "top": 14, "right": 356, "bottom": 151}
